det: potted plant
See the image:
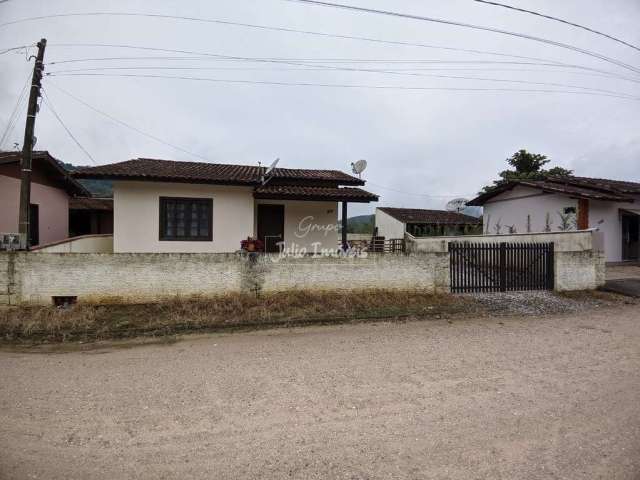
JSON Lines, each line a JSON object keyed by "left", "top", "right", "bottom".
{"left": 240, "top": 237, "right": 264, "bottom": 253}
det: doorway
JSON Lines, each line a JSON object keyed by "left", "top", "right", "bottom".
{"left": 257, "top": 204, "right": 285, "bottom": 253}
{"left": 622, "top": 213, "right": 639, "bottom": 261}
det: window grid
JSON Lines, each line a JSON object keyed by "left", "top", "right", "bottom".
{"left": 159, "top": 197, "right": 213, "bottom": 241}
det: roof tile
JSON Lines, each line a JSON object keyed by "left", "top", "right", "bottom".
{"left": 378, "top": 208, "right": 480, "bottom": 224}
{"left": 73, "top": 158, "right": 365, "bottom": 186}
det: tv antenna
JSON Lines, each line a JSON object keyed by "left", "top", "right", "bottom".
{"left": 446, "top": 198, "right": 469, "bottom": 213}
{"left": 261, "top": 157, "right": 280, "bottom": 185}
{"left": 351, "top": 159, "right": 368, "bottom": 178}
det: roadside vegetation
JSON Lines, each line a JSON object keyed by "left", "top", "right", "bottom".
{"left": 0, "top": 289, "right": 632, "bottom": 344}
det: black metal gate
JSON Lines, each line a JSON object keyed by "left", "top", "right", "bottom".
{"left": 449, "top": 242, "right": 554, "bottom": 293}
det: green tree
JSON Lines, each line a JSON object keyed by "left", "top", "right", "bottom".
{"left": 480, "top": 149, "right": 572, "bottom": 194}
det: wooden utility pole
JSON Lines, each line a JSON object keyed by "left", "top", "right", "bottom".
{"left": 18, "top": 38, "right": 46, "bottom": 250}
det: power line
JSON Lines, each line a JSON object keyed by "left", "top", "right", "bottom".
{"left": 45, "top": 61, "right": 638, "bottom": 98}
{"left": 46, "top": 81, "right": 213, "bottom": 163}
{"left": 46, "top": 43, "right": 640, "bottom": 82}
{"left": 472, "top": 0, "right": 640, "bottom": 52}
{"left": 284, "top": 0, "right": 640, "bottom": 74}
{"left": 0, "top": 11, "right": 621, "bottom": 69}
{"left": 46, "top": 72, "right": 640, "bottom": 101}
{"left": 0, "top": 71, "right": 31, "bottom": 148}
{"left": 0, "top": 44, "right": 34, "bottom": 55}
{"left": 41, "top": 88, "right": 98, "bottom": 165}
{"left": 4, "top": 10, "right": 640, "bottom": 75}
{"left": 46, "top": 63, "right": 640, "bottom": 81}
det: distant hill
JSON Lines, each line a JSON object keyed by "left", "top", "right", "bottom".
{"left": 61, "top": 162, "right": 113, "bottom": 197}
{"left": 347, "top": 214, "right": 374, "bottom": 234}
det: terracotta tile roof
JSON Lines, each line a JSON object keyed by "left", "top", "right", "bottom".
{"left": 254, "top": 185, "right": 378, "bottom": 203}
{"left": 468, "top": 176, "right": 638, "bottom": 206}
{"left": 69, "top": 197, "right": 113, "bottom": 211}
{"left": 378, "top": 207, "right": 480, "bottom": 224}
{"left": 0, "top": 150, "right": 90, "bottom": 197}
{"left": 547, "top": 176, "right": 640, "bottom": 195}
{"left": 73, "top": 158, "right": 365, "bottom": 186}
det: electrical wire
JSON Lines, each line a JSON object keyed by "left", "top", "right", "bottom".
{"left": 44, "top": 61, "right": 638, "bottom": 98}
{"left": 0, "top": 11, "right": 626, "bottom": 69}
{"left": 283, "top": 0, "right": 640, "bottom": 74}
{"left": 45, "top": 43, "right": 640, "bottom": 82}
{"left": 29, "top": 84, "right": 476, "bottom": 200}
{"left": 45, "top": 81, "right": 212, "bottom": 163}
{"left": 46, "top": 72, "right": 640, "bottom": 101}
{"left": 0, "top": 71, "right": 31, "bottom": 148}
{"left": 472, "top": 0, "right": 640, "bottom": 52}
{"left": 42, "top": 64, "right": 640, "bottom": 84}
{"left": 0, "top": 44, "right": 35, "bottom": 55}
{"left": 41, "top": 88, "right": 98, "bottom": 165}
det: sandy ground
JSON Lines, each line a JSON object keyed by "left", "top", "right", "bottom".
{"left": 1, "top": 305, "right": 640, "bottom": 480}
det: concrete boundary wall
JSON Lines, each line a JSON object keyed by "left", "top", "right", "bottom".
{"left": 0, "top": 252, "right": 449, "bottom": 306}
{"left": 0, "top": 230, "right": 605, "bottom": 306}
{"left": 406, "top": 230, "right": 606, "bottom": 292}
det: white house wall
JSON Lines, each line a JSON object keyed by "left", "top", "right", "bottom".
{"left": 375, "top": 209, "right": 406, "bottom": 239}
{"left": 482, "top": 186, "right": 578, "bottom": 235}
{"left": 589, "top": 199, "right": 640, "bottom": 262}
{"left": 255, "top": 199, "right": 339, "bottom": 253}
{"left": 113, "top": 181, "right": 255, "bottom": 253}
{"left": 482, "top": 186, "right": 640, "bottom": 262}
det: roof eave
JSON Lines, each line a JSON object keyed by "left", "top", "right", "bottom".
{"left": 72, "top": 173, "right": 259, "bottom": 187}
{"left": 253, "top": 193, "right": 379, "bottom": 203}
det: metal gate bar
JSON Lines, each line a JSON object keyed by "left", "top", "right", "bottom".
{"left": 449, "top": 241, "right": 554, "bottom": 293}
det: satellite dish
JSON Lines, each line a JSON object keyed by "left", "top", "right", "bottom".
{"left": 262, "top": 158, "right": 280, "bottom": 185}
{"left": 446, "top": 198, "right": 469, "bottom": 213}
{"left": 351, "top": 159, "right": 368, "bottom": 177}
{"left": 265, "top": 157, "right": 280, "bottom": 176}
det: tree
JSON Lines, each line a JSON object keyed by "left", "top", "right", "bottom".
{"left": 480, "top": 149, "right": 572, "bottom": 194}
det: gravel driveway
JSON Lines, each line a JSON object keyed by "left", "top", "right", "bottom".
{"left": 1, "top": 305, "right": 640, "bottom": 480}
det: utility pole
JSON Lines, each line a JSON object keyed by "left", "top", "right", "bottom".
{"left": 18, "top": 38, "right": 46, "bottom": 250}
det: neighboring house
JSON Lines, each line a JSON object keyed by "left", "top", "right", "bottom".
{"left": 69, "top": 197, "right": 114, "bottom": 237}
{"left": 375, "top": 207, "right": 481, "bottom": 238}
{"left": 74, "top": 158, "right": 378, "bottom": 253}
{"left": 0, "top": 151, "right": 90, "bottom": 247}
{"left": 468, "top": 176, "right": 640, "bottom": 262}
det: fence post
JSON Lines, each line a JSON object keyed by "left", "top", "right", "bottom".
{"left": 546, "top": 242, "right": 555, "bottom": 290}
{"left": 499, "top": 242, "right": 507, "bottom": 292}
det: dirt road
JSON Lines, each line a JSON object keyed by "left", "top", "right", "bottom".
{"left": 2, "top": 305, "right": 639, "bottom": 479}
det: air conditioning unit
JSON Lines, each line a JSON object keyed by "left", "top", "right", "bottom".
{"left": 0, "top": 233, "right": 22, "bottom": 251}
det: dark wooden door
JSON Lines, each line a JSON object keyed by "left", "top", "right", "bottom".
{"left": 29, "top": 203, "right": 39, "bottom": 247}
{"left": 257, "top": 204, "right": 285, "bottom": 253}
{"left": 622, "top": 214, "right": 639, "bottom": 261}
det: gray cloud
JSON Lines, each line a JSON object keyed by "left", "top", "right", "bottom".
{"left": 0, "top": 0, "right": 638, "bottom": 216}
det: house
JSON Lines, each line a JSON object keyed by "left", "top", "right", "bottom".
{"left": 73, "top": 158, "right": 378, "bottom": 253}
{"left": 468, "top": 176, "right": 640, "bottom": 262}
{"left": 375, "top": 207, "right": 481, "bottom": 239}
{"left": 0, "top": 151, "right": 90, "bottom": 247}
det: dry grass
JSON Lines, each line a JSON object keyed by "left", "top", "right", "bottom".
{"left": 0, "top": 290, "right": 472, "bottom": 343}
{"left": 2, "top": 289, "right": 632, "bottom": 345}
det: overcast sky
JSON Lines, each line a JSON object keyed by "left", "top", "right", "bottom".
{"left": 1, "top": 0, "right": 639, "bottom": 215}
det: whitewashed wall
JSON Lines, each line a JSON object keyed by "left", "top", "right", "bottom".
{"left": 589, "top": 199, "right": 640, "bottom": 262}
{"left": 481, "top": 186, "right": 640, "bottom": 261}
{"left": 113, "top": 181, "right": 255, "bottom": 253}
{"left": 375, "top": 208, "right": 405, "bottom": 239}
{"left": 482, "top": 186, "right": 578, "bottom": 235}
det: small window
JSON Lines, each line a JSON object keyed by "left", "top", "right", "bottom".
{"left": 563, "top": 207, "right": 576, "bottom": 215}
{"left": 159, "top": 197, "right": 213, "bottom": 241}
